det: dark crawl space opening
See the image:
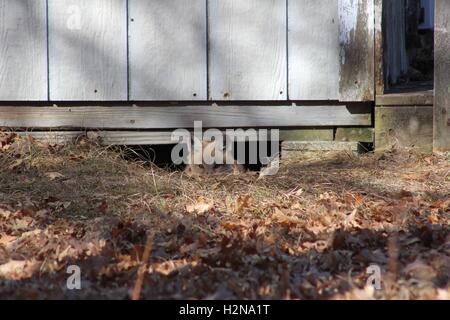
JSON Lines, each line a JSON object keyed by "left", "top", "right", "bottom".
{"left": 116, "top": 141, "right": 281, "bottom": 172}
{"left": 384, "top": 0, "right": 435, "bottom": 92}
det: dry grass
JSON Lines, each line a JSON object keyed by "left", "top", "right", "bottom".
{"left": 0, "top": 132, "right": 449, "bottom": 300}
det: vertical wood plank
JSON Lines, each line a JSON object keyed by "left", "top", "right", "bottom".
{"left": 374, "top": 0, "right": 384, "bottom": 96}
{"left": 209, "top": 0, "right": 287, "bottom": 101}
{"left": 0, "top": 0, "right": 47, "bottom": 101}
{"left": 288, "top": 0, "right": 340, "bottom": 100}
{"left": 338, "top": 0, "right": 375, "bottom": 102}
{"left": 48, "top": 0, "right": 127, "bottom": 101}
{"left": 434, "top": 0, "right": 450, "bottom": 151}
{"left": 128, "top": 0, "right": 207, "bottom": 101}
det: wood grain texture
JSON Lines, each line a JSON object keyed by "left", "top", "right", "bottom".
{"left": 129, "top": 0, "right": 207, "bottom": 101}
{"left": 18, "top": 131, "right": 84, "bottom": 145}
{"left": 338, "top": 0, "right": 375, "bottom": 102}
{"left": 280, "top": 129, "right": 334, "bottom": 142}
{"left": 335, "top": 127, "right": 374, "bottom": 142}
{"left": 18, "top": 130, "right": 278, "bottom": 145}
{"left": 0, "top": 105, "right": 371, "bottom": 129}
{"left": 18, "top": 131, "right": 181, "bottom": 145}
{"left": 434, "top": 0, "right": 450, "bottom": 151}
{"left": 374, "top": 0, "right": 384, "bottom": 95}
{"left": 0, "top": 0, "right": 47, "bottom": 101}
{"left": 208, "top": 0, "right": 287, "bottom": 100}
{"left": 282, "top": 141, "right": 359, "bottom": 152}
{"left": 375, "top": 106, "right": 433, "bottom": 153}
{"left": 288, "top": 0, "right": 340, "bottom": 100}
{"left": 48, "top": 0, "right": 127, "bottom": 101}
{"left": 376, "top": 90, "right": 434, "bottom": 106}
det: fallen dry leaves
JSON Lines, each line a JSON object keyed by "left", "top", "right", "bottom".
{"left": 0, "top": 259, "right": 39, "bottom": 280}
{"left": 45, "top": 172, "right": 65, "bottom": 181}
{"left": 0, "top": 132, "right": 448, "bottom": 300}
{"left": 186, "top": 197, "right": 215, "bottom": 215}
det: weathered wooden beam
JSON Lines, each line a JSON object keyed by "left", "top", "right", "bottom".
{"left": 434, "top": 0, "right": 450, "bottom": 151}
{"left": 280, "top": 129, "right": 334, "bottom": 142}
{"left": 375, "top": 106, "right": 433, "bottom": 153}
{"left": 20, "top": 131, "right": 368, "bottom": 152}
{"left": 16, "top": 131, "right": 177, "bottom": 145}
{"left": 19, "top": 129, "right": 303, "bottom": 146}
{"left": 374, "top": 0, "right": 384, "bottom": 96}
{"left": 0, "top": 105, "right": 372, "bottom": 129}
{"left": 335, "top": 128, "right": 374, "bottom": 143}
{"left": 376, "top": 90, "right": 434, "bottom": 106}
{"left": 282, "top": 141, "right": 360, "bottom": 152}
{"left": 17, "top": 130, "right": 277, "bottom": 145}
{"left": 17, "top": 131, "right": 82, "bottom": 145}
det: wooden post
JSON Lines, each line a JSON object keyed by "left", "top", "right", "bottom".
{"left": 434, "top": 0, "right": 450, "bottom": 151}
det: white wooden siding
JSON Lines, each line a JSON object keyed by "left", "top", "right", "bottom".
{"left": 0, "top": 0, "right": 47, "bottom": 101}
{"left": 0, "top": 0, "right": 375, "bottom": 103}
{"left": 48, "top": 0, "right": 128, "bottom": 101}
{"left": 129, "top": 0, "right": 207, "bottom": 101}
{"left": 338, "top": 0, "right": 375, "bottom": 101}
{"left": 208, "top": 0, "right": 287, "bottom": 100}
{"left": 288, "top": 0, "right": 340, "bottom": 100}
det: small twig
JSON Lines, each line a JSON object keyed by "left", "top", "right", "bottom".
{"left": 131, "top": 232, "right": 154, "bottom": 301}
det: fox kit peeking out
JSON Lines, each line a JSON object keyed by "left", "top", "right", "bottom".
{"left": 184, "top": 139, "right": 245, "bottom": 176}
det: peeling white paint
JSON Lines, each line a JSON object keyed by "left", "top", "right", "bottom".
{"left": 338, "top": 0, "right": 375, "bottom": 101}
{"left": 339, "top": 0, "right": 358, "bottom": 45}
{"left": 338, "top": 0, "right": 358, "bottom": 65}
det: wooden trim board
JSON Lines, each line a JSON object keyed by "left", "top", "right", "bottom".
{"left": 434, "top": 0, "right": 450, "bottom": 151}
{"left": 0, "top": 105, "right": 372, "bottom": 129}
{"left": 16, "top": 131, "right": 176, "bottom": 145}
{"left": 282, "top": 141, "right": 360, "bottom": 152}
{"left": 374, "top": 0, "right": 384, "bottom": 96}
{"left": 17, "top": 132, "right": 365, "bottom": 153}
{"left": 376, "top": 91, "right": 434, "bottom": 106}
{"left": 17, "top": 130, "right": 283, "bottom": 145}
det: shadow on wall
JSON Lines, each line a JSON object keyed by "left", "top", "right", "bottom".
{"left": 5, "top": 0, "right": 338, "bottom": 103}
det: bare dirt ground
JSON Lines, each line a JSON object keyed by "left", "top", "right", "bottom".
{"left": 0, "top": 133, "right": 448, "bottom": 300}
